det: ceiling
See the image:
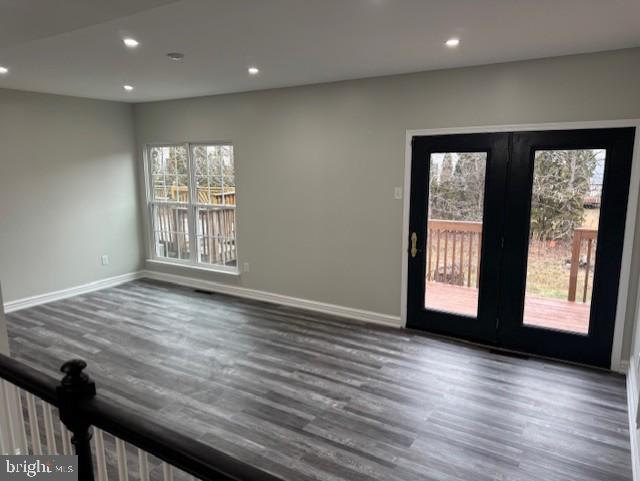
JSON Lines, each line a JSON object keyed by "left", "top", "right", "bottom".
{"left": 0, "top": 0, "right": 178, "bottom": 49}
{"left": 0, "top": 0, "right": 639, "bottom": 102}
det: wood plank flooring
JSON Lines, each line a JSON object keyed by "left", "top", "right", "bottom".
{"left": 6, "top": 279, "right": 632, "bottom": 481}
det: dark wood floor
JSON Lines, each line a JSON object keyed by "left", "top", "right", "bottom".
{"left": 6, "top": 280, "right": 632, "bottom": 481}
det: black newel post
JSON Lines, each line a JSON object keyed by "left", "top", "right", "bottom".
{"left": 57, "top": 359, "right": 96, "bottom": 481}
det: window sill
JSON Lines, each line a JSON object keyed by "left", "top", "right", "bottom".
{"left": 146, "top": 259, "right": 241, "bottom": 276}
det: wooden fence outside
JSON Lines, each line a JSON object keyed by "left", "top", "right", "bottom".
{"left": 154, "top": 185, "right": 236, "bottom": 206}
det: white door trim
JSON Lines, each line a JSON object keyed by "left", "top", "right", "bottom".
{"left": 401, "top": 119, "right": 640, "bottom": 372}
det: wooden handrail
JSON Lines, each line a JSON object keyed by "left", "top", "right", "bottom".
{"left": 82, "top": 396, "right": 280, "bottom": 481}
{"left": 0, "top": 353, "right": 283, "bottom": 481}
{"left": 0, "top": 354, "right": 58, "bottom": 406}
{"left": 428, "top": 219, "right": 482, "bottom": 233}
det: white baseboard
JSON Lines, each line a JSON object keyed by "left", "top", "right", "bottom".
{"left": 2, "top": 267, "right": 402, "bottom": 328}
{"left": 141, "top": 269, "right": 402, "bottom": 328}
{"left": 618, "top": 360, "right": 631, "bottom": 375}
{"left": 3, "top": 272, "right": 144, "bottom": 313}
{"left": 627, "top": 355, "right": 639, "bottom": 481}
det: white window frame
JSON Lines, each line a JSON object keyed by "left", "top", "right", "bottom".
{"left": 144, "top": 142, "right": 239, "bottom": 275}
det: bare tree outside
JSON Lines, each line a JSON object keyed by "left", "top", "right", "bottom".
{"left": 530, "top": 150, "right": 599, "bottom": 243}
{"left": 429, "top": 153, "right": 485, "bottom": 222}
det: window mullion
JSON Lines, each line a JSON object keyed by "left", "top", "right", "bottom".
{"left": 145, "top": 147, "right": 156, "bottom": 259}
{"left": 186, "top": 143, "right": 198, "bottom": 264}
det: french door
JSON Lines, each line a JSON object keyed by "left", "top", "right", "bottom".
{"left": 407, "top": 128, "right": 635, "bottom": 367}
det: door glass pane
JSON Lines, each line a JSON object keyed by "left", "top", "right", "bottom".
{"left": 523, "top": 149, "right": 605, "bottom": 333}
{"left": 425, "top": 152, "right": 487, "bottom": 317}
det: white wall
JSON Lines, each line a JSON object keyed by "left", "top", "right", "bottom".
{"left": 626, "top": 273, "right": 640, "bottom": 478}
{"left": 0, "top": 89, "right": 143, "bottom": 302}
{"left": 134, "top": 47, "right": 640, "bottom": 359}
{"left": 0, "top": 283, "right": 8, "bottom": 354}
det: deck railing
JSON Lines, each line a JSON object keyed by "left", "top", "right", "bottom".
{"left": 426, "top": 220, "right": 483, "bottom": 288}
{"left": 568, "top": 228, "right": 598, "bottom": 303}
{"left": 426, "top": 219, "right": 597, "bottom": 303}
{"left": 153, "top": 186, "right": 238, "bottom": 265}
{"left": 153, "top": 205, "right": 237, "bottom": 265}
{"left": 0, "top": 354, "right": 281, "bottom": 481}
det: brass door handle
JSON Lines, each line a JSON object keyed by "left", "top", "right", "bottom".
{"left": 410, "top": 232, "right": 418, "bottom": 258}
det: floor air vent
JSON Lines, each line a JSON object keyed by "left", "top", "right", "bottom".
{"left": 489, "top": 348, "right": 530, "bottom": 360}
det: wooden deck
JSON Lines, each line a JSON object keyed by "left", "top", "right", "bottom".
{"left": 425, "top": 282, "right": 590, "bottom": 333}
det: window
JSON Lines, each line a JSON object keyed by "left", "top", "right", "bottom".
{"left": 146, "top": 143, "right": 237, "bottom": 271}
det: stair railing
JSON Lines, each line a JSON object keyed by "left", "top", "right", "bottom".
{"left": 0, "top": 353, "right": 282, "bottom": 481}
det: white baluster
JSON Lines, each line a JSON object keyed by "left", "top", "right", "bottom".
{"left": 42, "top": 401, "right": 57, "bottom": 453}
{"left": 162, "top": 463, "right": 173, "bottom": 481}
{"left": 14, "top": 389, "right": 28, "bottom": 454}
{"left": 115, "top": 438, "right": 129, "bottom": 481}
{"left": 137, "top": 449, "right": 149, "bottom": 481}
{"left": 0, "top": 406, "right": 6, "bottom": 454}
{"left": 94, "top": 429, "right": 108, "bottom": 481}
{"left": 60, "top": 420, "right": 73, "bottom": 455}
{"left": 25, "top": 393, "right": 42, "bottom": 454}
{"left": 59, "top": 420, "right": 68, "bottom": 454}
{"left": 1, "top": 381, "right": 18, "bottom": 453}
{"left": 65, "top": 429, "right": 73, "bottom": 455}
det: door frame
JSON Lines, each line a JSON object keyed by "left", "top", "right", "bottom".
{"left": 401, "top": 119, "right": 640, "bottom": 372}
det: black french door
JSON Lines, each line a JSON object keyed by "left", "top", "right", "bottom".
{"left": 407, "top": 133, "right": 509, "bottom": 344}
{"left": 407, "top": 128, "right": 635, "bottom": 368}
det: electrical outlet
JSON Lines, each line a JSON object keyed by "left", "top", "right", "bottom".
{"left": 394, "top": 187, "right": 403, "bottom": 199}
{"left": 243, "top": 262, "right": 250, "bottom": 273}
{"left": 101, "top": 255, "right": 110, "bottom": 266}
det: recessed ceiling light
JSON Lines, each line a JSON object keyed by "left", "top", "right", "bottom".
{"left": 123, "top": 85, "right": 134, "bottom": 91}
{"left": 123, "top": 38, "right": 139, "bottom": 48}
{"left": 445, "top": 38, "right": 460, "bottom": 48}
{"left": 167, "top": 52, "right": 184, "bottom": 61}
{"left": 248, "top": 66, "right": 260, "bottom": 75}
{"left": 0, "top": 66, "right": 8, "bottom": 74}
